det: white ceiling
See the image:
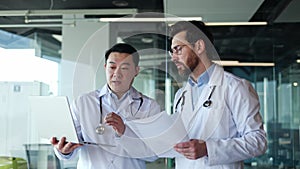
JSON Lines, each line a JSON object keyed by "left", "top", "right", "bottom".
{"left": 165, "top": 0, "right": 264, "bottom": 22}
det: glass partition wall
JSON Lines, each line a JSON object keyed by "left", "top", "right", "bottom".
{"left": 0, "top": 13, "right": 300, "bottom": 169}
{"left": 0, "top": 29, "right": 61, "bottom": 168}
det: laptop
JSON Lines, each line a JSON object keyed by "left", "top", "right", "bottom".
{"left": 28, "top": 96, "right": 115, "bottom": 147}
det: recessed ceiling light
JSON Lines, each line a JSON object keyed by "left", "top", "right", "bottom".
{"left": 141, "top": 37, "right": 153, "bottom": 43}
{"left": 112, "top": 0, "right": 129, "bottom": 7}
{"left": 293, "top": 82, "right": 298, "bottom": 87}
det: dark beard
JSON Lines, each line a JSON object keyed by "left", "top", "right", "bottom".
{"left": 178, "top": 66, "right": 191, "bottom": 79}
{"left": 179, "top": 55, "right": 199, "bottom": 78}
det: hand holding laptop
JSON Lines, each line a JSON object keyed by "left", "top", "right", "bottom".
{"left": 50, "top": 136, "right": 83, "bottom": 155}
{"left": 29, "top": 96, "right": 116, "bottom": 149}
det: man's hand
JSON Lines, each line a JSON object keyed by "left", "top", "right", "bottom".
{"left": 105, "top": 112, "right": 125, "bottom": 136}
{"left": 50, "top": 137, "right": 82, "bottom": 155}
{"left": 174, "top": 139, "right": 207, "bottom": 160}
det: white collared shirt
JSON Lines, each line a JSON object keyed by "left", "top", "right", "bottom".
{"left": 188, "top": 64, "right": 215, "bottom": 109}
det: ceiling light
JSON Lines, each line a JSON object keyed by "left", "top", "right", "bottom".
{"left": 0, "top": 24, "right": 69, "bottom": 28}
{"left": 0, "top": 9, "right": 137, "bottom": 16}
{"left": 213, "top": 60, "right": 274, "bottom": 66}
{"left": 26, "top": 19, "right": 63, "bottom": 23}
{"left": 99, "top": 17, "right": 202, "bottom": 22}
{"left": 206, "top": 22, "right": 267, "bottom": 26}
{"left": 297, "top": 59, "right": 300, "bottom": 63}
{"left": 293, "top": 82, "right": 298, "bottom": 87}
{"left": 52, "top": 34, "right": 62, "bottom": 42}
{"left": 141, "top": 37, "right": 153, "bottom": 43}
{"left": 112, "top": 0, "right": 129, "bottom": 7}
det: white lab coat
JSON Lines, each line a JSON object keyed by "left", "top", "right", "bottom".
{"left": 173, "top": 65, "right": 267, "bottom": 169}
{"left": 54, "top": 85, "right": 161, "bottom": 169}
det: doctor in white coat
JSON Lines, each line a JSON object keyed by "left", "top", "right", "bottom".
{"left": 50, "top": 43, "right": 160, "bottom": 169}
{"left": 168, "top": 21, "right": 267, "bottom": 169}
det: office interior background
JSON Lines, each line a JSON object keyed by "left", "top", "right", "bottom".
{"left": 0, "top": 0, "right": 299, "bottom": 168}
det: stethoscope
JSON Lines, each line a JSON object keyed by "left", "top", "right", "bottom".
{"left": 95, "top": 96, "right": 143, "bottom": 135}
{"left": 203, "top": 86, "right": 216, "bottom": 107}
{"left": 175, "top": 85, "right": 216, "bottom": 113}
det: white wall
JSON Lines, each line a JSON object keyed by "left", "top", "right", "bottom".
{"left": 60, "top": 14, "right": 109, "bottom": 100}
{"left": 0, "top": 82, "right": 49, "bottom": 158}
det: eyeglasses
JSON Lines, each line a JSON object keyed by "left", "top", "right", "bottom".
{"left": 168, "top": 45, "right": 187, "bottom": 56}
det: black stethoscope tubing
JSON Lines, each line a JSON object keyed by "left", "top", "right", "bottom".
{"left": 202, "top": 86, "right": 216, "bottom": 107}
{"left": 175, "top": 90, "right": 186, "bottom": 113}
{"left": 98, "top": 96, "right": 143, "bottom": 123}
{"left": 175, "top": 85, "right": 216, "bottom": 112}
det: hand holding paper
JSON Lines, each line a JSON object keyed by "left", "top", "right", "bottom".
{"left": 125, "top": 111, "right": 189, "bottom": 157}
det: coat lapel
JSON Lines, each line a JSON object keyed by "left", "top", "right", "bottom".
{"left": 181, "top": 65, "right": 226, "bottom": 140}
{"left": 179, "top": 84, "right": 193, "bottom": 129}
{"left": 180, "top": 84, "right": 210, "bottom": 132}
{"left": 199, "top": 65, "right": 225, "bottom": 140}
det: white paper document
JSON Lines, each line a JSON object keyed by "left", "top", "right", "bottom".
{"left": 126, "top": 111, "right": 189, "bottom": 156}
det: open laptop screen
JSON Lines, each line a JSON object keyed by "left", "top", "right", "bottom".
{"left": 29, "top": 96, "right": 79, "bottom": 143}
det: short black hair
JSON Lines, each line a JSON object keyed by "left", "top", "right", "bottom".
{"left": 169, "top": 21, "right": 214, "bottom": 45}
{"left": 105, "top": 43, "right": 140, "bottom": 66}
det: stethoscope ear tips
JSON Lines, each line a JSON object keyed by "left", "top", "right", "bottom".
{"left": 203, "top": 100, "right": 212, "bottom": 107}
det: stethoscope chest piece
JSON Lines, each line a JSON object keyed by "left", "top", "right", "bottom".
{"left": 95, "top": 95, "right": 143, "bottom": 135}
{"left": 203, "top": 100, "right": 212, "bottom": 107}
{"left": 202, "top": 85, "right": 216, "bottom": 108}
{"left": 95, "top": 124, "right": 105, "bottom": 135}
{"left": 96, "top": 96, "right": 105, "bottom": 135}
